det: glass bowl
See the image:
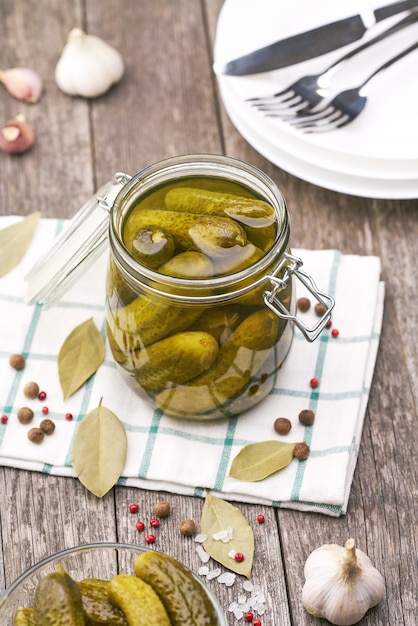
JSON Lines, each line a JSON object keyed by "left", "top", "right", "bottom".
{"left": 0, "top": 542, "right": 227, "bottom": 624}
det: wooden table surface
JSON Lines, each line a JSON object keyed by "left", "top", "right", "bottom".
{"left": 1, "top": 2, "right": 417, "bottom": 624}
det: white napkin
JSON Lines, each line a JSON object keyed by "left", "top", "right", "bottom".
{"left": 0, "top": 216, "right": 383, "bottom": 516}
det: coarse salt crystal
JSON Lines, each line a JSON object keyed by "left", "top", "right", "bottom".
{"left": 254, "top": 603, "right": 266, "bottom": 614}
{"left": 233, "top": 607, "right": 243, "bottom": 619}
{"left": 196, "top": 544, "right": 210, "bottom": 563}
{"left": 253, "top": 591, "right": 266, "bottom": 603}
{"left": 228, "top": 549, "right": 236, "bottom": 559}
{"left": 243, "top": 580, "right": 254, "bottom": 592}
{"left": 228, "top": 601, "right": 239, "bottom": 612}
{"left": 212, "top": 526, "right": 233, "bottom": 542}
{"left": 237, "top": 593, "right": 247, "bottom": 604}
{"left": 198, "top": 566, "right": 210, "bottom": 576}
{"left": 218, "top": 572, "right": 236, "bottom": 586}
{"left": 207, "top": 568, "right": 221, "bottom": 580}
{"left": 194, "top": 533, "right": 207, "bottom": 543}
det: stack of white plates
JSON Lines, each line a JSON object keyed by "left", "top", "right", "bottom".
{"left": 214, "top": 0, "right": 418, "bottom": 198}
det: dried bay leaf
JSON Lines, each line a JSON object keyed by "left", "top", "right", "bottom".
{"left": 72, "top": 400, "right": 127, "bottom": 497}
{"left": 0, "top": 211, "right": 41, "bottom": 277}
{"left": 200, "top": 493, "right": 254, "bottom": 578}
{"left": 229, "top": 440, "right": 295, "bottom": 482}
{"left": 58, "top": 318, "right": 105, "bottom": 400}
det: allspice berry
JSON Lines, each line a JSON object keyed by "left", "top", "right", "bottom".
{"left": 27, "top": 427, "right": 44, "bottom": 444}
{"left": 274, "top": 417, "right": 292, "bottom": 435}
{"left": 299, "top": 409, "right": 315, "bottom": 426}
{"left": 153, "top": 500, "right": 171, "bottom": 518}
{"left": 9, "top": 353, "right": 26, "bottom": 370}
{"left": 314, "top": 302, "right": 327, "bottom": 317}
{"left": 17, "top": 406, "right": 34, "bottom": 424}
{"left": 179, "top": 519, "right": 196, "bottom": 536}
{"left": 23, "top": 381, "right": 40, "bottom": 399}
{"left": 297, "top": 297, "right": 311, "bottom": 312}
{"left": 293, "top": 442, "right": 310, "bottom": 460}
{"left": 40, "top": 418, "right": 55, "bottom": 435}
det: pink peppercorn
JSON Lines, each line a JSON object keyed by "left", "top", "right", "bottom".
{"left": 234, "top": 552, "right": 245, "bottom": 562}
{"left": 331, "top": 328, "right": 339, "bottom": 338}
{"left": 245, "top": 612, "right": 254, "bottom": 622}
{"left": 257, "top": 514, "right": 265, "bottom": 523}
{"left": 326, "top": 319, "right": 332, "bottom": 328}
{"left": 253, "top": 620, "right": 262, "bottom": 626}
{"left": 1, "top": 415, "right": 8, "bottom": 424}
{"left": 310, "top": 377, "right": 320, "bottom": 388}
{"left": 65, "top": 413, "right": 73, "bottom": 421}
{"left": 41, "top": 406, "right": 49, "bottom": 415}
{"left": 136, "top": 521, "right": 145, "bottom": 531}
{"left": 145, "top": 533, "right": 156, "bottom": 544}
{"left": 38, "top": 391, "right": 47, "bottom": 401}
{"left": 129, "top": 503, "right": 139, "bottom": 513}
{"left": 149, "top": 517, "right": 160, "bottom": 527}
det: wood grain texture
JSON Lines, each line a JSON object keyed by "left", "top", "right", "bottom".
{"left": 0, "top": 1, "right": 417, "bottom": 624}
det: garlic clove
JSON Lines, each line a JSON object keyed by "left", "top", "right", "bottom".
{"left": 55, "top": 27, "right": 124, "bottom": 98}
{"left": 0, "top": 114, "right": 35, "bottom": 154}
{"left": 302, "top": 538, "right": 385, "bottom": 626}
{"left": 0, "top": 67, "right": 43, "bottom": 103}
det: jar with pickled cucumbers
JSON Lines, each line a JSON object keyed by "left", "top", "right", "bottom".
{"left": 26, "top": 154, "right": 334, "bottom": 420}
{"left": 103, "top": 155, "right": 333, "bottom": 419}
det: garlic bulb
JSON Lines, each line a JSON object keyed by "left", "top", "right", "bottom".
{"left": 0, "top": 67, "right": 43, "bottom": 103}
{"left": 55, "top": 28, "right": 124, "bottom": 98}
{"left": 302, "top": 538, "right": 385, "bottom": 626}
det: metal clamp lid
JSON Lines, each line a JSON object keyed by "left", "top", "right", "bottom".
{"left": 25, "top": 173, "right": 130, "bottom": 308}
{"left": 264, "top": 252, "right": 335, "bottom": 342}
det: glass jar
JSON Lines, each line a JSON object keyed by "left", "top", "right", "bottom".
{"left": 26, "top": 154, "right": 334, "bottom": 420}
{"left": 103, "top": 155, "right": 333, "bottom": 419}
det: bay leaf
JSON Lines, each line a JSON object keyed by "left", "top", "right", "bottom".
{"left": 200, "top": 493, "right": 254, "bottom": 578}
{"left": 0, "top": 211, "right": 41, "bottom": 277}
{"left": 58, "top": 318, "right": 105, "bottom": 400}
{"left": 72, "top": 400, "right": 127, "bottom": 497}
{"left": 229, "top": 440, "right": 295, "bottom": 482}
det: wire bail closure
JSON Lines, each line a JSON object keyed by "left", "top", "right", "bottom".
{"left": 264, "top": 252, "right": 335, "bottom": 342}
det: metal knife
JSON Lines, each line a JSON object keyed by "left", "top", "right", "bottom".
{"left": 219, "top": 0, "right": 418, "bottom": 75}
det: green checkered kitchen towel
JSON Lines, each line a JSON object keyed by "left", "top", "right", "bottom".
{"left": 0, "top": 216, "right": 384, "bottom": 516}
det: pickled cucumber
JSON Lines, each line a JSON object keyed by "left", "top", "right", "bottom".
{"left": 32, "top": 564, "right": 85, "bottom": 625}
{"left": 110, "top": 293, "right": 203, "bottom": 348}
{"left": 159, "top": 251, "right": 214, "bottom": 278}
{"left": 77, "top": 578, "right": 127, "bottom": 625}
{"left": 209, "top": 243, "right": 263, "bottom": 276}
{"left": 165, "top": 187, "right": 276, "bottom": 251}
{"left": 133, "top": 331, "right": 219, "bottom": 392}
{"left": 133, "top": 551, "right": 218, "bottom": 625}
{"left": 186, "top": 305, "right": 242, "bottom": 343}
{"left": 130, "top": 225, "right": 175, "bottom": 269}
{"left": 165, "top": 187, "right": 274, "bottom": 222}
{"left": 123, "top": 208, "right": 247, "bottom": 253}
{"left": 190, "top": 309, "right": 279, "bottom": 386}
{"left": 107, "top": 257, "right": 137, "bottom": 307}
{"left": 14, "top": 608, "right": 35, "bottom": 626}
{"left": 107, "top": 574, "right": 171, "bottom": 625}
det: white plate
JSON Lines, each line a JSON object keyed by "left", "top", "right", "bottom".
{"left": 220, "top": 81, "right": 418, "bottom": 199}
{"left": 214, "top": 0, "right": 418, "bottom": 196}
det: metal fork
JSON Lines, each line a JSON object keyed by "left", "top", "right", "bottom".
{"left": 247, "top": 11, "right": 418, "bottom": 116}
{"left": 285, "top": 40, "right": 418, "bottom": 132}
